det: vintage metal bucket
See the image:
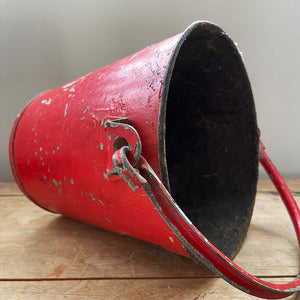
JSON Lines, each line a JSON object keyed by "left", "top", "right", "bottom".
{"left": 9, "top": 21, "right": 300, "bottom": 298}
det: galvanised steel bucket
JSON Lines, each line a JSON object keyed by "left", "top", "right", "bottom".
{"left": 9, "top": 21, "right": 300, "bottom": 298}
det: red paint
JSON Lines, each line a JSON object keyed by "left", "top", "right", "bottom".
{"left": 9, "top": 28, "right": 186, "bottom": 257}
{"left": 9, "top": 21, "right": 300, "bottom": 298}
{"left": 138, "top": 147, "right": 300, "bottom": 299}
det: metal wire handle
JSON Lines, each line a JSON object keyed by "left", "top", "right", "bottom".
{"left": 112, "top": 140, "right": 300, "bottom": 299}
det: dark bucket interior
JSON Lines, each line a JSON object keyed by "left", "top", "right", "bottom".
{"left": 160, "top": 23, "right": 259, "bottom": 259}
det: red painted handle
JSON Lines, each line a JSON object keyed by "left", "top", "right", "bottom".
{"left": 137, "top": 141, "right": 300, "bottom": 299}
{"left": 259, "top": 140, "right": 300, "bottom": 249}
{"left": 112, "top": 140, "right": 300, "bottom": 298}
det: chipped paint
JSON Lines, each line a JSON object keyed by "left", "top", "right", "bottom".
{"left": 147, "top": 78, "right": 156, "bottom": 90}
{"left": 70, "top": 178, "right": 74, "bottom": 185}
{"left": 98, "top": 73, "right": 104, "bottom": 80}
{"left": 105, "top": 217, "right": 112, "bottom": 223}
{"left": 145, "top": 61, "right": 164, "bottom": 78}
{"left": 56, "top": 144, "right": 62, "bottom": 151}
{"left": 133, "top": 141, "right": 142, "bottom": 161}
{"left": 52, "top": 179, "right": 59, "bottom": 187}
{"left": 83, "top": 107, "right": 88, "bottom": 114}
{"left": 64, "top": 104, "right": 68, "bottom": 117}
{"left": 41, "top": 99, "right": 52, "bottom": 105}
{"left": 123, "top": 175, "right": 139, "bottom": 192}
{"left": 169, "top": 237, "right": 175, "bottom": 244}
{"left": 97, "top": 198, "right": 104, "bottom": 206}
{"left": 99, "top": 143, "right": 104, "bottom": 150}
{"left": 11, "top": 21, "right": 298, "bottom": 299}
{"left": 155, "top": 49, "right": 161, "bottom": 58}
{"left": 62, "top": 80, "right": 77, "bottom": 90}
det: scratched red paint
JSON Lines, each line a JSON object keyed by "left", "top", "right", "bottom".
{"left": 9, "top": 21, "right": 300, "bottom": 298}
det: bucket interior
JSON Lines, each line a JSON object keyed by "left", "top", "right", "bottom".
{"left": 161, "top": 23, "right": 259, "bottom": 259}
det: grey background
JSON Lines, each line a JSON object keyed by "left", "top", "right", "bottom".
{"left": 1, "top": 0, "right": 299, "bottom": 181}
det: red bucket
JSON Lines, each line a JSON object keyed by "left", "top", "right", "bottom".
{"left": 9, "top": 21, "right": 300, "bottom": 298}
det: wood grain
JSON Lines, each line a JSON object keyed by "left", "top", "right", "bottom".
{"left": 257, "top": 179, "right": 300, "bottom": 193}
{"left": 0, "top": 182, "right": 22, "bottom": 196}
{"left": 1, "top": 179, "right": 299, "bottom": 196}
{"left": 0, "top": 193, "right": 299, "bottom": 279}
{"left": 1, "top": 180, "right": 300, "bottom": 299}
{"left": 0, "top": 278, "right": 298, "bottom": 300}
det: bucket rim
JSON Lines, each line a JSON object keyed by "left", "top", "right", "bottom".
{"left": 158, "top": 20, "right": 230, "bottom": 191}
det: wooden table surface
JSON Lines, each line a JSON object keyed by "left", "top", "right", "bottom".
{"left": 0, "top": 180, "right": 300, "bottom": 299}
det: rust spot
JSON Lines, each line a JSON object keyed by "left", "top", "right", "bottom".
{"left": 158, "top": 80, "right": 164, "bottom": 98}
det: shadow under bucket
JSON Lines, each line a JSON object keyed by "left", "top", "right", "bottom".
{"left": 9, "top": 21, "right": 300, "bottom": 299}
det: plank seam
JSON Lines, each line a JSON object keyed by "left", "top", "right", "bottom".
{"left": 0, "top": 275, "right": 296, "bottom": 282}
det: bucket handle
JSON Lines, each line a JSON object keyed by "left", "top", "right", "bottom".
{"left": 111, "top": 140, "right": 300, "bottom": 299}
